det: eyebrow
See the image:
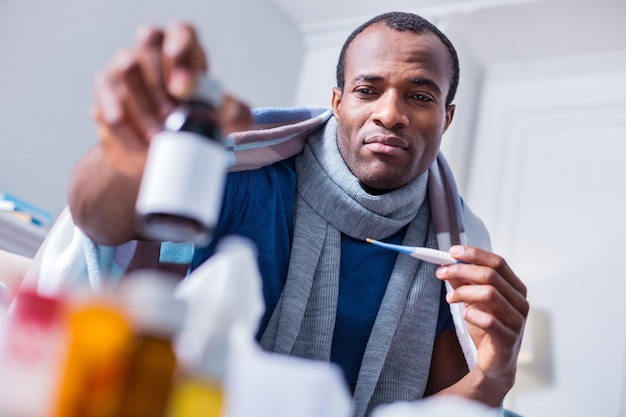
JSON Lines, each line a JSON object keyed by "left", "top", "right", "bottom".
{"left": 409, "top": 78, "right": 442, "bottom": 96}
{"left": 353, "top": 74, "right": 384, "bottom": 84}
{"left": 352, "top": 74, "right": 442, "bottom": 96}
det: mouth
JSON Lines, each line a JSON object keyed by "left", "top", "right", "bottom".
{"left": 363, "top": 135, "right": 409, "bottom": 156}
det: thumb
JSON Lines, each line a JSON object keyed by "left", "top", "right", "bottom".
{"left": 219, "top": 94, "right": 253, "bottom": 136}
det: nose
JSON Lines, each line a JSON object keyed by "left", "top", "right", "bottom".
{"left": 371, "top": 91, "right": 409, "bottom": 129}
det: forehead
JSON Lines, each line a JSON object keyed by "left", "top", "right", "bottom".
{"left": 344, "top": 23, "right": 451, "bottom": 86}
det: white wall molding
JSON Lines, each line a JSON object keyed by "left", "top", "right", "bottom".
{"left": 485, "top": 49, "right": 626, "bottom": 80}
{"left": 298, "top": 0, "right": 544, "bottom": 48}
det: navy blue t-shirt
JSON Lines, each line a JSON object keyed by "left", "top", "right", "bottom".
{"left": 191, "top": 157, "right": 454, "bottom": 392}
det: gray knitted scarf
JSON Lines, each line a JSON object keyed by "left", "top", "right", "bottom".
{"left": 259, "top": 118, "right": 442, "bottom": 417}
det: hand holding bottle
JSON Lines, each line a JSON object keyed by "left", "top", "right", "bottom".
{"left": 69, "top": 22, "right": 252, "bottom": 245}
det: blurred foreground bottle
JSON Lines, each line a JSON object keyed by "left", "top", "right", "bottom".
{"left": 51, "top": 290, "right": 132, "bottom": 417}
{"left": 116, "top": 271, "right": 187, "bottom": 417}
{"left": 0, "top": 291, "right": 69, "bottom": 417}
{"left": 166, "top": 315, "right": 231, "bottom": 417}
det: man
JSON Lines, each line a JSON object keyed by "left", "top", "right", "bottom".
{"left": 67, "top": 11, "right": 528, "bottom": 416}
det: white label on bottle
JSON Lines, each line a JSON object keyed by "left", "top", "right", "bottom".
{"left": 136, "top": 131, "right": 227, "bottom": 229}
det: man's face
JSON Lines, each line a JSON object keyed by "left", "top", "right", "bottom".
{"left": 332, "top": 23, "right": 455, "bottom": 193}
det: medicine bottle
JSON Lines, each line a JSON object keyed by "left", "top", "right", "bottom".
{"left": 165, "top": 315, "right": 230, "bottom": 417}
{"left": 135, "top": 75, "right": 228, "bottom": 245}
{"left": 116, "top": 271, "right": 187, "bottom": 417}
{"left": 0, "top": 291, "right": 69, "bottom": 417}
{"left": 52, "top": 290, "right": 132, "bottom": 417}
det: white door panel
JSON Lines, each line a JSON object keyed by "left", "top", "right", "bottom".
{"left": 464, "top": 52, "right": 626, "bottom": 417}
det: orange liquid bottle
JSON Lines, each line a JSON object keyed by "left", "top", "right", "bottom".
{"left": 51, "top": 291, "right": 132, "bottom": 417}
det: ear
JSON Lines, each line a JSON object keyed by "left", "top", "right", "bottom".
{"left": 442, "top": 104, "right": 456, "bottom": 134}
{"left": 331, "top": 87, "right": 343, "bottom": 119}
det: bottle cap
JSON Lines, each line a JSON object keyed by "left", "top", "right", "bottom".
{"left": 120, "top": 271, "right": 187, "bottom": 337}
{"left": 12, "top": 290, "right": 62, "bottom": 325}
{"left": 191, "top": 74, "right": 224, "bottom": 109}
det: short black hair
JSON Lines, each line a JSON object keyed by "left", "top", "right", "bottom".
{"left": 336, "top": 11, "right": 460, "bottom": 107}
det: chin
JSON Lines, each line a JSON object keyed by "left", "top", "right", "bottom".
{"left": 359, "top": 176, "right": 406, "bottom": 195}
{"left": 352, "top": 159, "right": 414, "bottom": 190}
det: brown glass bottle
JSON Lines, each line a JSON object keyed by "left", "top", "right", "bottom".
{"left": 135, "top": 76, "right": 227, "bottom": 245}
{"left": 116, "top": 272, "right": 186, "bottom": 417}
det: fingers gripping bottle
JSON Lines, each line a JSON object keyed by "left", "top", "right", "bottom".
{"left": 136, "top": 75, "right": 227, "bottom": 245}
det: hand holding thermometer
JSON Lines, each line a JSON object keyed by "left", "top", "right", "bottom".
{"left": 365, "top": 238, "right": 458, "bottom": 266}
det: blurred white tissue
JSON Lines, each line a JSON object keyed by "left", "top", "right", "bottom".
{"left": 175, "top": 236, "right": 265, "bottom": 367}
{"left": 226, "top": 342, "right": 353, "bottom": 417}
{"left": 371, "top": 396, "right": 502, "bottom": 417}
{"left": 175, "top": 235, "right": 353, "bottom": 417}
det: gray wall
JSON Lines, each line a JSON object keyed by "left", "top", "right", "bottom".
{"left": 0, "top": 0, "right": 303, "bottom": 219}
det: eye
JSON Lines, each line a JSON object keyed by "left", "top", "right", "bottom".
{"left": 355, "top": 87, "right": 377, "bottom": 97}
{"left": 410, "top": 93, "right": 434, "bottom": 102}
